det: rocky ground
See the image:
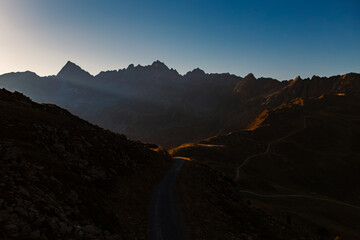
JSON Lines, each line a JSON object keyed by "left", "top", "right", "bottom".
{"left": 0, "top": 89, "right": 171, "bottom": 239}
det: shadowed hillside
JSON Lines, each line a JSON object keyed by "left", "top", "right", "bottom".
{"left": 0, "top": 89, "right": 170, "bottom": 239}
{"left": 171, "top": 95, "right": 360, "bottom": 239}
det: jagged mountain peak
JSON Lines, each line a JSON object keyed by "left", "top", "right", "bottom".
{"left": 185, "top": 68, "right": 206, "bottom": 78}
{"left": 64, "top": 60, "right": 78, "bottom": 67}
{"left": 287, "top": 75, "right": 302, "bottom": 87}
{"left": 293, "top": 75, "right": 302, "bottom": 81}
{"left": 244, "top": 73, "right": 256, "bottom": 81}
{"left": 311, "top": 75, "right": 320, "bottom": 80}
{"left": 57, "top": 61, "right": 93, "bottom": 79}
{"left": 58, "top": 61, "right": 81, "bottom": 73}
{"left": 127, "top": 63, "right": 135, "bottom": 69}
{"left": 151, "top": 60, "right": 169, "bottom": 71}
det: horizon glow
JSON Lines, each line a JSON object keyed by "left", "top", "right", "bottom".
{"left": 0, "top": 0, "right": 359, "bottom": 80}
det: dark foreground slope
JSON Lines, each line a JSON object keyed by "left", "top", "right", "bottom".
{"left": 0, "top": 89, "right": 171, "bottom": 239}
{"left": 171, "top": 95, "right": 360, "bottom": 240}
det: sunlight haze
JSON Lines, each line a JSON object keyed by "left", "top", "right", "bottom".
{"left": 0, "top": 0, "right": 359, "bottom": 79}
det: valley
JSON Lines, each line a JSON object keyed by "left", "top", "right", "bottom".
{"left": 2, "top": 1, "right": 359, "bottom": 239}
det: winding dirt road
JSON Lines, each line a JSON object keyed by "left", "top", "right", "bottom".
{"left": 149, "top": 157, "right": 186, "bottom": 240}
{"left": 239, "top": 190, "right": 360, "bottom": 210}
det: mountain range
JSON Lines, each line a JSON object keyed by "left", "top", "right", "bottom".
{"left": 1, "top": 61, "right": 359, "bottom": 148}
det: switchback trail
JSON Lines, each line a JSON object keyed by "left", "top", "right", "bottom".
{"left": 234, "top": 116, "right": 309, "bottom": 181}
{"left": 149, "top": 157, "right": 186, "bottom": 240}
{"left": 239, "top": 190, "right": 360, "bottom": 210}
{"left": 235, "top": 111, "right": 360, "bottom": 211}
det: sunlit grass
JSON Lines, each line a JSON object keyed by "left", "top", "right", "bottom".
{"left": 172, "top": 156, "right": 191, "bottom": 161}
{"left": 170, "top": 143, "right": 225, "bottom": 155}
{"left": 197, "top": 143, "right": 225, "bottom": 148}
{"left": 247, "top": 109, "right": 269, "bottom": 130}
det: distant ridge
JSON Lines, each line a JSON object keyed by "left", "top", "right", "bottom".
{"left": 0, "top": 60, "right": 359, "bottom": 148}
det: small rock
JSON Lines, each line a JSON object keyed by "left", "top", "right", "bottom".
{"left": 19, "top": 187, "right": 30, "bottom": 197}
{"left": 28, "top": 211, "right": 38, "bottom": 222}
{"left": 48, "top": 217, "right": 60, "bottom": 230}
{"left": 39, "top": 233, "right": 48, "bottom": 240}
{"left": 32, "top": 216, "right": 46, "bottom": 226}
{"left": 6, "top": 206, "right": 14, "bottom": 212}
{"left": 52, "top": 143, "right": 66, "bottom": 155}
{"left": 68, "top": 191, "right": 78, "bottom": 203}
{"left": 58, "top": 221, "right": 72, "bottom": 233}
{"left": 29, "top": 230, "right": 41, "bottom": 239}
{"left": 4, "top": 223, "right": 18, "bottom": 232}
{"left": 83, "top": 224, "right": 102, "bottom": 236}
{"left": 20, "top": 225, "right": 32, "bottom": 235}
{"left": 15, "top": 207, "right": 27, "bottom": 216}
{"left": 10, "top": 233, "right": 20, "bottom": 238}
{"left": 3, "top": 147, "right": 22, "bottom": 161}
{"left": 0, "top": 210, "right": 10, "bottom": 221}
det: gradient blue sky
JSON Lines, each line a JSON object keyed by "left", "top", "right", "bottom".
{"left": 0, "top": 0, "right": 359, "bottom": 80}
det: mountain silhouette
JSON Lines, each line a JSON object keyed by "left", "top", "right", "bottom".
{"left": 0, "top": 61, "right": 359, "bottom": 148}
{"left": 57, "top": 61, "right": 94, "bottom": 81}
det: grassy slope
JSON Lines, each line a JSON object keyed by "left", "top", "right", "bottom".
{"left": 172, "top": 95, "right": 360, "bottom": 240}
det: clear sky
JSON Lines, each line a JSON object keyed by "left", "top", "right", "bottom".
{"left": 0, "top": 0, "right": 359, "bottom": 80}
